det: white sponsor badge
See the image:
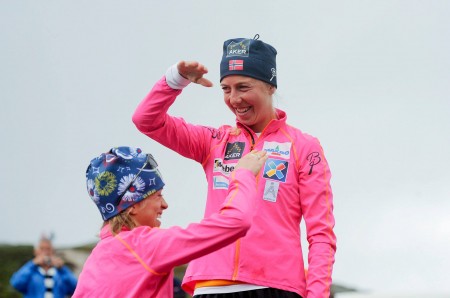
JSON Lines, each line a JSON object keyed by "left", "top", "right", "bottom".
{"left": 262, "top": 141, "right": 291, "bottom": 159}
{"left": 263, "top": 181, "right": 280, "bottom": 202}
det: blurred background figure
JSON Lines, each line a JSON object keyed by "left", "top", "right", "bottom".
{"left": 174, "top": 277, "right": 187, "bottom": 298}
{"left": 10, "top": 235, "right": 77, "bottom": 298}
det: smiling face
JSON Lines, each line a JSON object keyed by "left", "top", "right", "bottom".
{"left": 221, "top": 75, "right": 276, "bottom": 133}
{"left": 130, "top": 189, "right": 168, "bottom": 228}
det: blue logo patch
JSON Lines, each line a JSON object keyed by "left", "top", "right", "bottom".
{"left": 213, "top": 175, "right": 229, "bottom": 190}
{"left": 263, "top": 158, "right": 289, "bottom": 183}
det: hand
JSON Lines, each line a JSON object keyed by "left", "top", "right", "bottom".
{"left": 32, "top": 255, "right": 64, "bottom": 268}
{"left": 33, "top": 255, "right": 46, "bottom": 266}
{"left": 51, "top": 256, "right": 64, "bottom": 268}
{"left": 177, "top": 61, "right": 213, "bottom": 87}
{"left": 229, "top": 127, "right": 242, "bottom": 136}
{"left": 235, "top": 150, "right": 268, "bottom": 176}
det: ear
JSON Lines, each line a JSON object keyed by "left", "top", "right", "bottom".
{"left": 127, "top": 204, "right": 139, "bottom": 216}
{"left": 267, "top": 84, "right": 276, "bottom": 95}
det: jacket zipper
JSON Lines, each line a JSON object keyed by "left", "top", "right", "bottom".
{"left": 241, "top": 126, "right": 255, "bottom": 150}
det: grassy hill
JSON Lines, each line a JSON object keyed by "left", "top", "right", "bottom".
{"left": 0, "top": 244, "right": 34, "bottom": 298}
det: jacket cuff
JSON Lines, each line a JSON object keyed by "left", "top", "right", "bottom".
{"left": 165, "top": 64, "right": 191, "bottom": 90}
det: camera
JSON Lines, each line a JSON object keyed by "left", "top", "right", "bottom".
{"left": 44, "top": 256, "right": 52, "bottom": 266}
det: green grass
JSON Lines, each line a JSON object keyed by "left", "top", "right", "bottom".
{"left": 0, "top": 244, "right": 34, "bottom": 298}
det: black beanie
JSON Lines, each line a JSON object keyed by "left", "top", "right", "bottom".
{"left": 220, "top": 35, "right": 277, "bottom": 88}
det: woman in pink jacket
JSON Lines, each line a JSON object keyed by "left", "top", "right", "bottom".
{"left": 132, "top": 35, "right": 337, "bottom": 298}
{"left": 73, "top": 146, "right": 267, "bottom": 298}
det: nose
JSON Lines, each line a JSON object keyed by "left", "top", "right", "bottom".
{"left": 229, "top": 89, "right": 242, "bottom": 105}
{"left": 161, "top": 197, "right": 168, "bottom": 209}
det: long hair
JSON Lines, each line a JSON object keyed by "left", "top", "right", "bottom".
{"left": 103, "top": 198, "right": 149, "bottom": 235}
{"left": 104, "top": 209, "right": 138, "bottom": 235}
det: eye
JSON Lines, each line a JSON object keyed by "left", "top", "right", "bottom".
{"left": 221, "top": 86, "right": 230, "bottom": 94}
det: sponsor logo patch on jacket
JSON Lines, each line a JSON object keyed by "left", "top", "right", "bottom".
{"left": 262, "top": 141, "right": 291, "bottom": 159}
{"left": 263, "top": 181, "right": 280, "bottom": 202}
{"left": 214, "top": 159, "right": 236, "bottom": 176}
{"left": 306, "top": 152, "right": 321, "bottom": 175}
{"left": 263, "top": 158, "right": 289, "bottom": 183}
{"left": 224, "top": 142, "right": 245, "bottom": 160}
{"left": 213, "top": 175, "right": 229, "bottom": 190}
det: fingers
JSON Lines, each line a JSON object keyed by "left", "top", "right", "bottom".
{"left": 249, "top": 150, "right": 267, "bottom": 160}
{"left": 229, "top": 127, "right": 242, "bottom": 136}
{"left": 235, "top": 150, "right": 268, "bottom": 176}
{"left": 33, "top": 255, "right": 44, "bottom": 265}
{"left": 252, "top": 150, "right": 268, "bottom": 170}
{"left": 178, "top": 60, "right": 207, "bottom": 72}
{"left": 177, "top": 60, "right": 213, "bottom": 87}
{"left": 52, "top": 256, "right": 64, "bottom": 268}
{"left": 196, "top": 77, "right": 213, "bottom": 87}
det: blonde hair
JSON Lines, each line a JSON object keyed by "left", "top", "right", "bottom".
{"left": 103, "top": 198, "right": 150, "bottom": 235}
{"left": 104, "top": 209, "right": 138, "bottom": 235}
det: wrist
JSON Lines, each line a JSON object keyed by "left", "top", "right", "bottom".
{"left": 165, "top": 64, "right": 191, "bottom": 89}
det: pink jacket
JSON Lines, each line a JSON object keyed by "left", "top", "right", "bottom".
{"left": 133, "top": 77, "right": 337, "bottom": 298}
{"left": 73, "top": 168, "right": 257, "bottom": 298}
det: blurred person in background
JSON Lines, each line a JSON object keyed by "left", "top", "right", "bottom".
{"left": 10, "top": 235, "right": 77, "bottom": 298}
{"left": 174, "top": 277, "right": 187, "bottom": 298}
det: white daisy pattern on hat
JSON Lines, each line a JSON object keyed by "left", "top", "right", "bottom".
{"left": 117, "top": 174, "right": 145, "bottom": 202}
{"left": 86, "top": 146, "right": 165, "bottom": 221}
{"left": 129, "top": 147, "right": 146, "bottom": 158}
{"left": 86, "top": 179, "right": 100, "bottom": 203}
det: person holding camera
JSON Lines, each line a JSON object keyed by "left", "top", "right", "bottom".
{"left": 10, "top": 236, "right": 77, "bottom": 298}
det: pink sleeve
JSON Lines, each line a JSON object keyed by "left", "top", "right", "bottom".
{"left": 132, "top": 77, "right": 216, "bottom": 163}
{"left": 298, "top": 138, "right": 336, "bottom": 298}
{"left": 127, "top": 168, "right": 257, "bottom": 273}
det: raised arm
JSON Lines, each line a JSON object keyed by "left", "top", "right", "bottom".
{"left": 127, "top": 151, "right": 268, "bottom": 273}
{"left": 132, "top": 62, "right": 218, "bottom": 163}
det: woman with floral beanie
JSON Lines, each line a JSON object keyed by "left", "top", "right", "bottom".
{"left": 73, "top": 146, "right": 267, "bottom": 298}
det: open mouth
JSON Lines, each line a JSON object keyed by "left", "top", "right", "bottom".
{"left": 235, "top": 107, "right": 252, "bottom": 114}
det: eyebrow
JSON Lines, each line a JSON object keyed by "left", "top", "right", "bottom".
{"left": 221, "top": 81, "right": 253, "bottom": 87}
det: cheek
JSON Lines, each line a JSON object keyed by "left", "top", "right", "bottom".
{"left": 224, "top": 97, "right": 235, "bottom": 113}
{"left": 257, "top": 94, "right": 272, "bottom": 109}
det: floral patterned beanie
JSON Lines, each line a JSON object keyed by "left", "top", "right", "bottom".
{"left": 86, "top": 146, "right": 165, "bottom": 220}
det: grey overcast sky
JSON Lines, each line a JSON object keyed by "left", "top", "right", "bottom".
{"left": 1, "top": 0, "right": 449, "bottom": 294}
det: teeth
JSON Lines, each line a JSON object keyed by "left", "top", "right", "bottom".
{"left": 236, "top": 107, "right": 251, "bottom": 113}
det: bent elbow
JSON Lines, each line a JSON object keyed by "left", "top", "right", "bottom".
{"left": 10, "top": 279, "right": 24, "bottom": 292}
{"left": 131, "top": 113, "right": 144, "bottom": 131}
{"left": 234, "top": 213, "right": 253, "bottom": 236}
